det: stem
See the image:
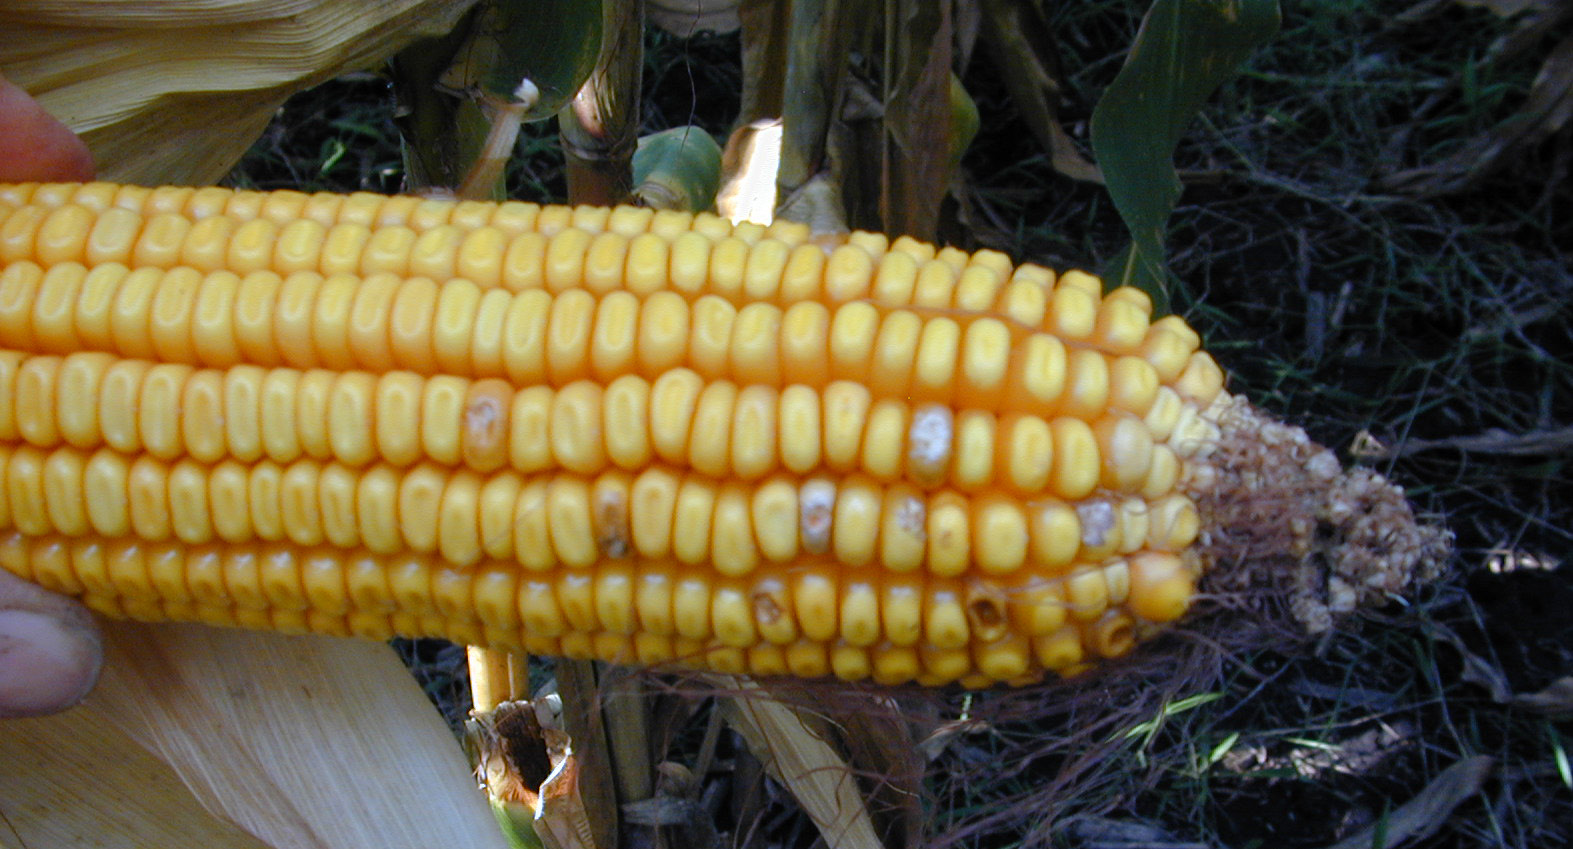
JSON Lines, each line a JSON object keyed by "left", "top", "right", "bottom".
{"left": 559, "top": 0, "right": 643, "bottom": 205}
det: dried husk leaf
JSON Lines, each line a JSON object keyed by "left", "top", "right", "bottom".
{"left": 0, "top": 703, "right": 272, "bottom": 848}
{"left": 714, "top": 675, "right": 884, "bottom": 849}
{"left": 0, "top": 0, "right": 477, "bottom": 185}
{"left": 60, "top": 620, "right": 510, "bottom": 849}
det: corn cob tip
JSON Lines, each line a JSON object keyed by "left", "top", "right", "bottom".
{"left": 1185, "top": 396, "right": 1451, "bottom": 633}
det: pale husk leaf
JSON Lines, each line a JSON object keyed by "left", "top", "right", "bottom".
{"left": 74, "top": 620, "right": 510, "bottom": 849}
{"left": 0, "top": 701, "right": 272, "bottom": 848}
{"left": 0, "top": 0, "right": 477, "bottom": 185}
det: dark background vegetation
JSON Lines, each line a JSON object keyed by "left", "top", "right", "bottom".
{"left": 230, "top": 2, "right": 1571, "bottom": 846}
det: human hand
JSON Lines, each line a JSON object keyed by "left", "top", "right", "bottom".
{"left": 0, "top": 71, "right": 102, "bottom": 718}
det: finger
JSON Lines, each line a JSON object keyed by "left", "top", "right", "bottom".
{"left": 0, "top": 72, "right": 96, "bottom": 183}
{"left": 0, "top": 570, "right": 103, "bottom": 718}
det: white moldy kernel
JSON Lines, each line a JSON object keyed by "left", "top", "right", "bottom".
{"left": 895, "top": 495, "right": 926, "bottom": 539}
{"left": 907, "top": 404, "right": 953, "bottom": 484}
{"left": 1077, "top": 501, "right": 1117, "bottom": 548}
{"left": 799, "top": 479, "right": 836, "bottom": 554}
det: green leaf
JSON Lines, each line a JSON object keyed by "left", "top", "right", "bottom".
{"left": 1090, "top": 0, "right": 1280, "bottom": 310}
{"left": 439, "top": 0, "right": 604, "bottom": 120}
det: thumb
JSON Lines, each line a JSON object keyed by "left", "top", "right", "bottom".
{"left": 0, "top": 570, "right": 103, "bottom": 718}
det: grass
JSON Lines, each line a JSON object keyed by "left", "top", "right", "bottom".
{"left": 226, "top": 2, "right": 1571, "bottom": 847}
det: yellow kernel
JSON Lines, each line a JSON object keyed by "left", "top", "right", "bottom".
{"left": 649, "top": 368, "right": 703, "bottom": 465}
{"left": 952, "top": 410, "right": 996, "bottom": 491}
{"left": 824, "top": 243, "right": 874, "bottom": 302}
{"left": 689, "top": 295, "right": 736, "bottom": 378}
{"left": 1028, "top": 500, "right": 1081, "bottom": 570}
{"left": 456, "top": 227, "right": 507, "bottom": 287}
{"left": 780, "top": 301, "right": 831, "bottom": 385}
{"left": 1094, "top": 292, "right": 1149, "bottom": 353}
{"left": 688, "top": 380, "right": 738, "bottom": 479}
{"left": 926, "top": 492, "right": 970, "bottom": 577}
{"left": 731, "top": 385, "right": 778, "bottom": 481}
{"left": 1009, "top": 578, "right": 1068, "bottom": 636}
{"left": 999, "top": 414, "right": 1054, "bottom": 494}
{"left": 502, "top": 288, "right": 551, "bottom": 384}
{"left": 1048, "top": 417, "right": 1099, "bottom": 500}
{"left": 543, "top": 227, "right": 593, "bottom": 292}
{"left": 973, "top": 497, "right": 1029, "bottom": 575}
{"left": 1147, "top": 494, "right": 1200, "bottom": 551}
{"left": 672, "top": 477, "right": 717, "bottom": 565}
{"left": 731, "top": 302, "right": 782, "bottom": 385}
{"left": 602, "top": 374, "right": 652, "bottom": 471}
{"left": 551, "top": 381, "right": 606, "bottom": 475}
{"left": 1094, "top": 413, "right": 1156, "bottom": 492}
{"left": 778, "top": 384, "right": 822, "bottom": 474}
{"left": 1047, "top": 284, "right": 1097, "bottom": 342}
{"left": 911, "top": 316, "right": 961, "bottom": 403}
{"left": 822, "top": 381, "right": 872, "bottom": 472}
{"left": 501, "top": 231, "right": 548, "bottom": 291}
{"left": 635, "top": 290, "right": 689, "bottom": 376}
{"left": 590, "top": 290, "right": 639, "bottom": 380}
{"left": 1064, "top": 567, "right": 1109, "bottom": 622}
{"left": 832, "top": 476, "right": 881, "bottom": 568}
{"left": 840, "top": 580, "right": 881, "bottom": 647}
{"left": 751, "top": 477, "right": 799, "bottom": 562}
{"left": 547, "top": 476, "right": 596, "bottom": 567}
{"left": 711, "top": 485, "right": 758, "bottom": 577}
{"left": 924, "top": 583, "right": 969, "bottom": 650}
{"left": 879, "top": 486, "right": 927, "bottom": 572}
{"left": 861, "top": 400, "right": 907, "bottom": 481}
{"left": 793, "top": 569, "right": 839, "bottom": 642}
{"left": 869, "top": 310, "right": 922, "bottom": 398}
{"left": 828, "top": 301, "right": 880, "bottom": 383}
{"left": 432, "top": 279, "right": 482, "bottom": 375}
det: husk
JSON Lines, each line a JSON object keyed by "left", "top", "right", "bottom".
{"left": 0, "top": 703, "right": 272, "bottom": 848}
{"left": 0, "top": 0, "right": 477, "bottom": 185}
{"left": 0, "top": 620, "right": 511, "bottom": 849}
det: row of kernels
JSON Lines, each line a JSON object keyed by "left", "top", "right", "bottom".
{"left": 0, "top": 260, "right": 1196, "bottom": 417}
{"left": 0, "top": 184, "right": 811, "bottom": 247}
{"left": 0, "top": 198, "right": 1221, "bottom": 387}
{"left": 4, "top": 527, "right": 1166, "bottom": 680}
{"left": 0, "top": 439, "right": 1196, "bottom": 577}
{"left": 11, "top": 343, "right": 1199, "bottom": 500}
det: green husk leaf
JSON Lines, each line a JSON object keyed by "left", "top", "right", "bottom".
{"left": 633, "top": 126, "right": 724, "bottom": 211}
{"left": 1090, "top": 0, "right": 1280, "bottom": 308}
{"left": 439, "top": 0, "right": 604, "bottom": 118}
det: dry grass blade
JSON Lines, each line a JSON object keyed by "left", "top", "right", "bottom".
{"left": 0, "top": 0, "right": 476, "bottom": 185}
{"left": 64, "top": 621, "right": 507, "bottom": 849}
{"left": 1384, "top": 0, "right": 1573, "bottom": 193}
{"left": 714, "top": 676, "right": 884, "bottom": 849}
{"left": 978, "top": 0, "right": 1102, "bottom": 185}
{"left": 1316, "top": 756, "right": 1494, "bottom": 849}
{"left": 879, "top": 0, "right": 954, "bottom": 241}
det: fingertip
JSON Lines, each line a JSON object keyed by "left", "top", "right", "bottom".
{"left": 0, "top": 609, "right": 103, "bottom": 717}
{"left": 0, "top": 73, "right": 95, "bottom": 183}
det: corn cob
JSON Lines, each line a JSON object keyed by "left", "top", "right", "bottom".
{"left": 0, "top": 181, "right": 1284, "bottom": 688}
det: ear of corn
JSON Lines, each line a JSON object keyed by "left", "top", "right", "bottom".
{"left": 0, "top": 181, "right": 1229, "bottom": 687}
